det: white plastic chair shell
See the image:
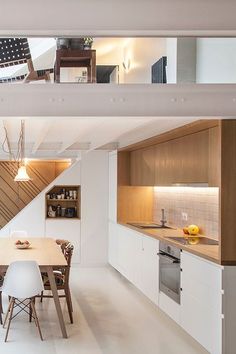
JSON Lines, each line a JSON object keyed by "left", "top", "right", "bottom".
{"left": 10, "top": 230, "right": 28, "bottom": 239}
{"left": 2, "top": 261, "right": 44, "bottom": 299}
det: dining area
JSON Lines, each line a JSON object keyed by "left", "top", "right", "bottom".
{"left": 0, "top": 236, "right": 74, "bottom": 342}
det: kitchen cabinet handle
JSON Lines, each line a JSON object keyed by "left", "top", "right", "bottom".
{"left": 157, "top": 252, "right": 180, "bottom": 264}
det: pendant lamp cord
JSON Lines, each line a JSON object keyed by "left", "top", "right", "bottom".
{"left": 1, "top": 120, "right": 24, "bottom": 163}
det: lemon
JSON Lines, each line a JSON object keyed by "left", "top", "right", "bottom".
{"left": 188, "top": 224, "right": 199, "bottom": 235}
{"left": 188, "top": 237, "right": 199, "bottom": 245}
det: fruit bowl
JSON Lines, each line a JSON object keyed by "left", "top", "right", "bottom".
{"left": 15, "top": 240, "right": 31, "bottom": 249}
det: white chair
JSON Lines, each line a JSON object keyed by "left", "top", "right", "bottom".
{"left": 10, "top": 230, "right": 28, "bottom": 239}
{"left": 2, "top": 260, "right": 44, "bottom": 342}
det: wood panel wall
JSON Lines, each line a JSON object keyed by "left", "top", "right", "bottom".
{"left": 220, "top": 120, "right": 236, "bottom": 264}
{"left": 117, "top": 186, "right": 153, "bottom": 223}
{"left": 0, "top": 161, "right": 70, "bottom": 229}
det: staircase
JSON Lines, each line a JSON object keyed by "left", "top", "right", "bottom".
{"left": 0, "top": 161, "right": 69, "bottom": 228}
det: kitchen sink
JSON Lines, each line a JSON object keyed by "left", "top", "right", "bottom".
{"left": 127, "top": 222, "right": 174, "bottom": 229}
{"left": 166, "top": 236, "right": 219, "bottom": 246}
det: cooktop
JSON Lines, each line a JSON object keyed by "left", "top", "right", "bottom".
{"left": 166, "top": 236, "right": 219, "bottom": 246}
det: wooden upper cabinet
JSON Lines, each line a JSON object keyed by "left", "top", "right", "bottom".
{"left": 154, "top": 141, "right": 173, "bottom": 185}
{"left": 154, "top": 130, "right": 209, "bottom": 185}
{"left": 130, "top": 147, "right": 155, "bottom": 186}
{"left": 129, "top": 126, "right": 220, "bottom": 187}
{"left": 171, "top": 130, "right": 209, "bottom": 184}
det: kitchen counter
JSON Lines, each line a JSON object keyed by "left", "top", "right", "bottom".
{"left": 118, "top": 222, "right": 220, "bottom": 264}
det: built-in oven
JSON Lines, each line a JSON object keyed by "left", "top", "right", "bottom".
{"left": 158, "top": 242, "right": 181, "bottom": 304}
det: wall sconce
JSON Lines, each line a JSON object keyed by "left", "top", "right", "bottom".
{"left": 122, "top": 58, "right": 131, "bottom": 72}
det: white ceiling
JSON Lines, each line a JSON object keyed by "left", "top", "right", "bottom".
{"left": 0, "top": 116, "right": 197, "bottom": 160}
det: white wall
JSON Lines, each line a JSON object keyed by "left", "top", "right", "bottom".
{"left": 0, "top": 151, "right": 109, "bottom": 266}
{"left": 166, "top": 38, "right": 177, "bottom": 83}
{"left": 80, "top": 151, "right": 109, "bottom": 266}
{"left": 166, "top": 38, "right": 196, "bottom": 84}
{"left": 177, "top": 38, "right": 196, "bottom": 84}
{"left": 196, "top": 38, "right": 236, "bottom": 83}
{"left": 122, "top": 38, "right": 166, "bottom": 84}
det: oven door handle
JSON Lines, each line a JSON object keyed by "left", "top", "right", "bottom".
{"left": 157, "top": 252, "right": 180, "bottom": 264}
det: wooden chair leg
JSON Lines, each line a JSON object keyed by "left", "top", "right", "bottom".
{"left": 67, "top": 288, "right": 73, "bottom": 313}
{"left": 45, "top": 71, "right": 51, "bottom": 82}
{"left": 31, "top": 299, "right": 43, "bottom": 341}
{"left": 3, "top": 297, "right": 13, "bottom": 328}
{"left": 0, "top": 291, "right": 3, "bottom": 325}
{"left": 40, "top": 291, "right": 44, "bottom": 303}
{"left": 29, "top": 299, "right": 33, "bottom": 322}
{"left": 65, "top": 287, "right": 73, "bottom": 324}
{"left": 5, "top": 298, "right": 15, "bottom": 342}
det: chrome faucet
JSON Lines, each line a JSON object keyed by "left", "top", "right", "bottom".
{"left": 160, "top": 208, "right": 167, "bottom": 227}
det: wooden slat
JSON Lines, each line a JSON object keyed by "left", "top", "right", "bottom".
{"left": 0, "top": 161, "right": 69, "bottom": 228}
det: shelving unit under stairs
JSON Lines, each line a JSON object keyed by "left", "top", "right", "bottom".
{"left": 45, "top": 185, "right": 81, "bottom": 219}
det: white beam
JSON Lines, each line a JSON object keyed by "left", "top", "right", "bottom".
{"left": 57, "top": 118, "right": 109, "bottom": 154}
{"left": 96, "top": 142, "right": 119, "bottom": 150}
{"left": 31, "top": 121, "right": 52, "bottom": 154}
{"left": 1, "top": 0, "right": 236, "bottom": 37}
{"left": 0, "top": 84, "right": 234, "bottom": 118}
{"left": 66, "top": 142, "right": 91, "bottom": 150}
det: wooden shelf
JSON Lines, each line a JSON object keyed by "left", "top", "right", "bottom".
{"left": 45, "top": 185, "right": 81, "bottom": 219}
{"left": 46, "top": 217, "right": 80, "bottom": 220}
{"left": 47, "top": 199, "right": 78, "bottom": 202}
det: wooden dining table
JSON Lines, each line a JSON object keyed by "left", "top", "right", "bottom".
{"left": 0, "top": 237, "right": 68, "bottom": 338}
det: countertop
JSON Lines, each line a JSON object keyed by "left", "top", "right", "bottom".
{"left": 118, "top": 222, "right": 220, "bottom": 264}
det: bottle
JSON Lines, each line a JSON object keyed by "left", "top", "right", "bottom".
{"left": 56, "top": 204, "right": 62, "bottom": 217}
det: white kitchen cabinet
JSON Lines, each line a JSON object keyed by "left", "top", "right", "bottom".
{"left": 109, "top": 223, "right": 159, "bottom": 304}
{"left": 180, "top": 251, "right": 222, "bottom": 354}
{"left": 117, "top": 225, "right": 139, "bottom": 282}
{"left": 108, "top": 221, "right": 119, "bottom": 270}
{"left": 108, "top": 222, "right": 236, "bottom": 354}
{"left": 158, "top": 291, "right": 181, "bottom": 324}
{"left": 108, "top": 151, "right": 117, "bottom": 223}
{"left": 135, "top": 234, "right": 159, "bottom": 305}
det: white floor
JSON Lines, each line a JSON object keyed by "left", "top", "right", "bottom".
{"left": 0, "top": 266, "right": 208, "bottom": 354}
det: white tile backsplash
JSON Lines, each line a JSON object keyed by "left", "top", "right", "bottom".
{"left": 153, "top": 187, "right": 219, "bottom": 239}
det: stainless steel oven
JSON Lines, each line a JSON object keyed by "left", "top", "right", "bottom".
{"left": 158, "top": 242, "right": 181, "bottom": 304}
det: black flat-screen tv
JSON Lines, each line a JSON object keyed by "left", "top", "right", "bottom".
{"left": 151, "top": 56, "right": 167, "bottom": 83}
